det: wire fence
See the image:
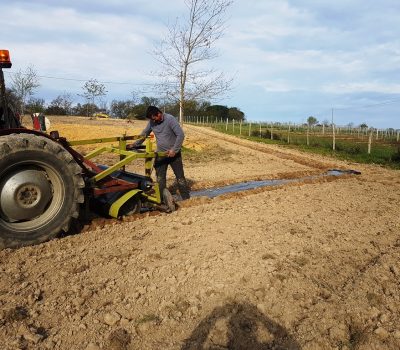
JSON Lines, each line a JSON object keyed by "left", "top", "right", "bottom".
{"left": 184, "top": 116, "right": 400, "bottom": 158}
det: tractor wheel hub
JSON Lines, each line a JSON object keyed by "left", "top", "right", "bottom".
{"left": 1, "top": 169, "right": 53, "bottom": 221}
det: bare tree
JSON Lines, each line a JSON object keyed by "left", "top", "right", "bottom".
{"left": 130, "top": 90, "right": 140, "bottom": 105}
{"left": 322, "top": 119, "right": 330, "bottom": 127}
{"left": 60, "top": 92, "right": 73, "bottom": 115}
{"left": 80, "top": 79, "right": 107, "bottom": 117}
{"left": 10, "top": 65, "right": 40, "bottom": 118}
{"left": 47, "top": 92, "right": 74, "bottom": 115}
{"left": 152, "top": 0, "right": 233, "bottom": 123}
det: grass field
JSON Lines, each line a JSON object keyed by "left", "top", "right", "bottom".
{"left": 188, "top": 121, "right": 400, "bottom": 169}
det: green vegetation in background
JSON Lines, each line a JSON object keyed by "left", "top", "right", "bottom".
{"left": 199, "top": 122, "right": 400, "bottom": 169}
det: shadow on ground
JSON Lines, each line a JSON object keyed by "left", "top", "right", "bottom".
{"left": 181, "top": 302, "right": 301, "bottom": 350}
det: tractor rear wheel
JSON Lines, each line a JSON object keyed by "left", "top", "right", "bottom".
{"left": 0, "top": 133, "right": 85, "bottom": 248}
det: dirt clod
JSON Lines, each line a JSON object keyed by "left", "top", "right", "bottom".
{"left": 106, "top": 328, "right": 132, "bottom": 350}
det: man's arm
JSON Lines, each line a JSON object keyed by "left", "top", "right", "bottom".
{"left": 135, "top": 121, "right": 152, "bottom": 146}
{"left": 170, "top": 119, "right": 185, "bottom": 154}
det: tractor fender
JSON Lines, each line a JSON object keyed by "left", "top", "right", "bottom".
{"left": 0, "top": 128, "right": 49, "bottom": 137}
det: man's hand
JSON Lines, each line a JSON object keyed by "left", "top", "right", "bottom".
{"left": 167, "top": 149, "right": 176, "bottom": 157}
{"left": 126, "top": 142, "right": 144, "bottom": 150}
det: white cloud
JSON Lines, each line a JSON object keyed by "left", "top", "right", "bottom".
{"left": 2, "top": 4, "right": 165, "bottom": 79}
{"left": 322, "top": 82, "right": 400, "bottom": 94}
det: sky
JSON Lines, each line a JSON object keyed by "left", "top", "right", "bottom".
{"left": 1, "top": 0, "right": 400, "bottom": 128}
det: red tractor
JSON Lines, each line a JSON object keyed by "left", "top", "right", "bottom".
{"left": 0, "top": 50, "right": 174, "bottom": 249}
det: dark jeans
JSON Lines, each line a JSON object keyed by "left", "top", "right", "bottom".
{"left": 154, "top": 152, "right": 190, "bottom": 200}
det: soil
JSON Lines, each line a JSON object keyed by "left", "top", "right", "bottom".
{"left": 1, "top": 116, "right": 399, "bottom": 350}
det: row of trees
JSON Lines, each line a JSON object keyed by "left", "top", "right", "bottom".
{"left": 111, "top": 97, "right": 244, "bottom": 121}
{"left": 5, "top": 74, "right": 111, "bottom": 119}
{"left": 21, "top": 93, "right": 245, "bottom": 121}
{"left": 4, "top": 65, "right": 243, "bottom": 120}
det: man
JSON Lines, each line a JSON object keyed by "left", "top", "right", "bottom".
{"left": 134, "top": 106, "right": 190, "bottom": 200}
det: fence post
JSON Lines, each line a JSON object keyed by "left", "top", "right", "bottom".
{"left": 226, "top": 118, "right": 228, "bottom": 131}
{"left": 249, "top": 122, "right": 252, "bottom": 137}
{"left": 270, "top": 123, "right": 273, "bottom": 140}
{"left": 287, "top": 124, "right": 290, "bottom": 144}
{"left": 232, "top": 119, "right": 235, "bottom": 134}
{"left": 259, "top": 122, "right": 262, "bottom": 137}
{"left": 376, "top": 128, "right": 379, "bottom": 140}
{"left": 397, "top": 130, "right": 399, "bottom": 142}
{"left": 307, "top": 125, "right": 310, "bottom": 146}
{"left": 239, "top": 120, "right": 242, "bottom": 135}
{"left": 332, "top": 123, "right": 336, "bottom": 151}
{"left": 368, "top": 130, "right": 373, "bottom": 154}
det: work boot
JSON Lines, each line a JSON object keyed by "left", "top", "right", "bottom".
{"left": 177, "top": 178, "right": 190, "bottom": 200}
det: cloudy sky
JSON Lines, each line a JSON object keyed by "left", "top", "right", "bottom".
{"left": 2, "top": 0, "right": 400, "bottom": 128}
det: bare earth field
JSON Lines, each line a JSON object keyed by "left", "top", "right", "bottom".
{"left": 1, "top": 116, "right": 399, "bottom": 350}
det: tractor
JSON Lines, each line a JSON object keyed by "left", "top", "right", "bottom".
{"left": 0, "top": 49, "right": 175, "bottom": 249}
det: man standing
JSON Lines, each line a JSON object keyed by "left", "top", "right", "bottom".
{"left": 134, "top": 106, "right": 190, "bottom": 200}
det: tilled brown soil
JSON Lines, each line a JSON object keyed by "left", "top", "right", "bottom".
{"left": 1, "top": 118, "right": 399, "bottom": 350}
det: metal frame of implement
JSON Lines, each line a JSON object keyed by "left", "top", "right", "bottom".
{"left": 63, "top": 135, "right": 167, "bottom": 218}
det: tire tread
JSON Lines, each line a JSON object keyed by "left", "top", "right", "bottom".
{"left": 0, "top": 133, "right": 84, "bottom": 248}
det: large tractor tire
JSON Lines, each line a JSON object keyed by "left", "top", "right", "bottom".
{"left": 0, "top": 133, "right": 85, "bottom": 249}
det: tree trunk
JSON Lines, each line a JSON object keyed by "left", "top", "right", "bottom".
{"left": 179, "top": 71, "right": 184, "bottom": 124}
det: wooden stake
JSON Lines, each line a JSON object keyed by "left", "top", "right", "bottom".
{"left": 332, "top": 124, "right": 336, "bottom": 151}
{"left": 368, "top": 130, "right": 373, "bottom": 154}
